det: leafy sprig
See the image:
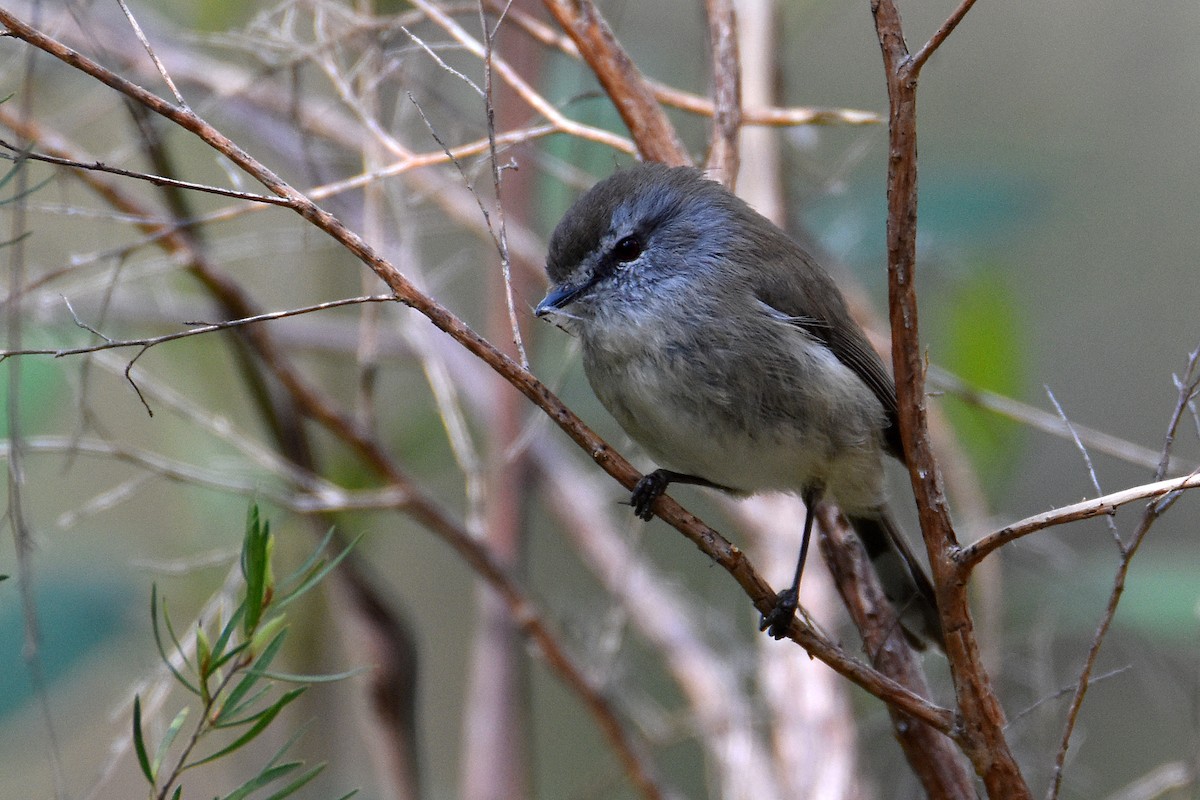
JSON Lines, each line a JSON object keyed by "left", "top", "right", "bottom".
{"left": 133, "top": 505, "right": 361, "bottom": 800}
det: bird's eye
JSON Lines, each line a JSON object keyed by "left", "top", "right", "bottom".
{"left": 611, "top": 235, "right": 644, "bottom": 264}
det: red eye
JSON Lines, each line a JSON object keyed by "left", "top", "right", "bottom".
{"left": 612, "top": 235, "right": 643, "bottom": 263}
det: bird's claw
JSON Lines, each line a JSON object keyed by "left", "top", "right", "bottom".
{"left": 630, "top": 471, "right": 670, "bottom": 520}
{"left": 759, "top": 588, "right": 799, "bottom": 640}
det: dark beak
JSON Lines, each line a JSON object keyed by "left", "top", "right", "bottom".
{"left": 535, "top": 284, "right": 582, "bottom": 318}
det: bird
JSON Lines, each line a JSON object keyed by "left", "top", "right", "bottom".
{"left": 535, "top": 162, "right": 942, "bottom": 648}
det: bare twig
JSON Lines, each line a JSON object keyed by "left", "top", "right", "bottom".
{"left": 0, "top": 140, "right": 291, "bottom": 205}
{"left": 1047, "top": 345, "right": 1200, "bottom": 800}
{"left": 115, "top": 0, "right": 189, "bottom": 108}
{"left": 961, "top": 471, "right": 1200, "bottom": 568}
{"left": 1044, "top": 386, "right": 1122, "bottom": 542}
{"left": 0, "top": 295, "right": 398, "bottom": 359}
{"left": 487, "top": 0, "right": 881, "bottom": 127}
{"left": 930, "top": 366, "right": 1176, "bottom": 473}
{"left": 818, "top": 506, "right": 975, "bottom": 799}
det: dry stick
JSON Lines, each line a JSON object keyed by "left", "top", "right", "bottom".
{"left": 0, "top": 8, "right": 953, "bottom": 735}
{"left": 1046, "top": 346, "right": 1200, "bottom": 800}
{"left": 702, "top": 0, "right": 742, "bottom": 183}
{"left": 868, "top": 0, "right": 1030, "bottom": 797}
{"left": 961, "top": 472, "right": 1200, "bottom": 569}
{"left": 541, "top": 0, "right": 690, "bottom": 166}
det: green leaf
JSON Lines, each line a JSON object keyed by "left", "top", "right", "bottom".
{"left": 218, "top": 761, "right": 303, "bottom": 800}
{"left": 152, "top": 706, "right": 190, "bottom": 777}
{"left": 213, "top": 628, "right": 287, "bottom": 726}
{"left": 208, "top": 604, "right": 248, "bottom": 671}
{"left": 132, "top": 695, "right": 155, "bottom": 784}
{"left": 260, "top": 763, "right": 326, "bottom": 800}
{"left": 188, "top": 687, "right": 306, "bottom": 767}
{"left": 196, "top": 624, "right": 213, "bottom": 676}
{"left": 274, "top": 532, "right": 364, "bottom": 612}
{"left": 242, "top": 504, "right": 271, "bottom": 635}
{"left": 212, "top": 684, "right": 271, "bottom": 729}
{"left": 251, "top": 665, "right": 368, "bottom": 684}
{"left": 151, "top": 586, "right": 200, "bottom": 695}
{"left": 247, "top": 614, "right": 288, "bottom": 660}
{"left": 281, "top": 525, "right": 336, "bottom": 587}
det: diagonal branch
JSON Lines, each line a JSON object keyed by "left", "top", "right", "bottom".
{"left": 541, "top": 0, "right": 689, "bottom": 165}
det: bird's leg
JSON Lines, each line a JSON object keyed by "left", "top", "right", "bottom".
{"left": 629, "top": 469, "right": 732, "bottom": 520}
{"left": 760, "top": 486, "right": 821, "bottom": 640}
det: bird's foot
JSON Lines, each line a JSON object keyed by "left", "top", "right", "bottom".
{"left": 630, "top": 470, "right": 671, "bottom": 521}
{"left": 759, "top": 588, "right": 799, "bottom": 640}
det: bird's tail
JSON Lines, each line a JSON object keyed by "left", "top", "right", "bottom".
{"left": 846, "top": 511, "right": 944, "bottom": 650}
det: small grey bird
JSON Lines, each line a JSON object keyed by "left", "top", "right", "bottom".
{"left": 535, "top": 163, "right": 942, "bottom": 647}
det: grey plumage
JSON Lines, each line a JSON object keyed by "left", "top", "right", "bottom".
{"left": 537, "top": 163, "right": 942, "bottom": 648}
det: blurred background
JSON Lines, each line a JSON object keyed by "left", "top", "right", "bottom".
{"left": 0, "top": 1, "right": 1198, "bottom": 798}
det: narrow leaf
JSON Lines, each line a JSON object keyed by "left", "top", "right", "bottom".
{"left": 152, "top": 706, "right": 190, "bottom": 777}
{"left": 252, "top": 665, "right": 368, "bottom": 684}
{"left": 151, "top": 586, "right": 199, "bottom": 695}
{"left": 282, "top": 525, "right": 336, "bottom": 587}
{"left": 218, "top": 761, "right": 303, "bottom": 800}
{"left": 208, "top": 604, "right": 248, "bottom": 670}
{"left": 261, "top": 763, "right": 325, "bottom": 800}
{"left": 212, "top": 684, "right": 271, "bottom": 729}
{"left": 274, "top": 533, "right": 364, "bottom": 611}
{"left": 132, "top": 695, "right": 155, "bottom": 784}
{"left": 188, "top": 688, "right": 305, "bottom": 767}
{"left": 241, "top": 504, "right": 270, "bottom": 634}
{"left": 213, "top": 627, "right": 287, "bottom": 726}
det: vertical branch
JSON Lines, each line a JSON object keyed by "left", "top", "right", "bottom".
{"left": 703, "top": 0, "right": 742, "bottom": 183}
{"left": 869, "top": 1, "right": 1029, "bottom": 797}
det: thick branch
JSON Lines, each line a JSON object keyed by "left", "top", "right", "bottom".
{"left": 870, "top": 0, "right": 1029, "bottom": 796}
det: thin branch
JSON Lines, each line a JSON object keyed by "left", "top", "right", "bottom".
{"left": 115, "top": 0, "right": 189, "bottom": 108}
{"left": 0, "top": 139, "right": 292, "bottom": 205}
{"left": 911, "top": 0, "right": 980, "bottom": 73}
{"left": 930, "top": 366, "right": 1178, "bottom": 473}
{"left": 409, "top": 0, "right": 636, "bottom": 155}
{"left": 870, "top": 0, "right": 1027, "bottom": 795}
{"left": 479, "top": 1, "right": 528, "bottom": 371}
{"left": 702, "top": 0, "right": 741, "bottom": 182}
{"left": 0, "top": 295, "right": 398, "bottom": 359}
{"left": 1044, "top": 385, "right": 1122, "bottom": 543}
{"left": 486, "top": 0, "right": 881, "bottom": 127}
{"left": 960, "top": 471, "right": 1200, "bottom": 568}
